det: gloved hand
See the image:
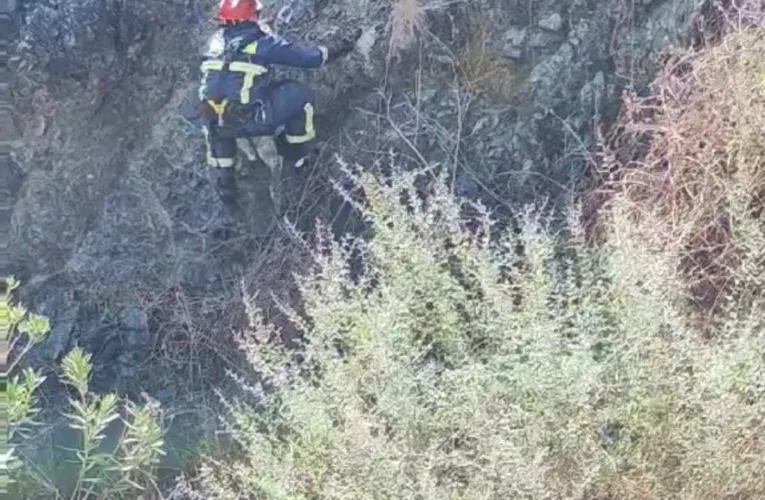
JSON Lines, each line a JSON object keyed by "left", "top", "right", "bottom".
{"left": 324, "top": 28, "right": 362, "bottom": 63}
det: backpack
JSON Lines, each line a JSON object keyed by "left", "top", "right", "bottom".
{"left": 198, "top": 28, "right": 264, "bottom": 131}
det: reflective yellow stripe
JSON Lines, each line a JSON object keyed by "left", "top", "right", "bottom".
{"left": 229, "top": 61, "right": 268, "bottom": 104}
{"left": 201, "top": 60, "right": 224, "bottom": 72}
{"left": 286, "top": 103, "right": 316, "bottom": 144}
{"left": 200, "top": 57, "right": 268, "bottom": 105}
{"left": 203, "top": 126, "right": 214, "bottom": 165}
{"left": 243, "top": 42, "right": 258, "bottom": 55}
{"left": 228, "top": 62, "right": 268, "bottom": 74}
{"left": 199, "top": 60, "right": 224, "bottom": 101}
{"left": 209, "top": 157, "right": 235, "bottom": 168}
{"left": 203, "top": 126, "right": 235, "bottom": 167}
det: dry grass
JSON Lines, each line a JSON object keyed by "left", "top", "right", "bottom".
{"left": 456, "top": 12, "right": 531, "bottom": 103}
{"left": 594, "top": 4, "right": 765, "bottom": 319}
{"left": 389, "top": 0, "right": 426, "bottom": 59}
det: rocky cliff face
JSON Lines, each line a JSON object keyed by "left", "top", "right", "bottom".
{"left": 9, "top": 0, "right": 708, "bottom": 478}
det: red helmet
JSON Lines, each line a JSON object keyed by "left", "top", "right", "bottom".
{"left": 216, "top": 0, "right": 263, "bottom": 22}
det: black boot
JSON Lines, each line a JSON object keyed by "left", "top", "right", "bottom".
{"left": 280, "top": 140, "right": 317, "bottom": 172}
{"left": 210, "top": 166, "right": 241, "bottom": 216}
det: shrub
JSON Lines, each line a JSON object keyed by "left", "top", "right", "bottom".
{"left": 4, "top": 278, "right": 165, "bottom": 499}
{"left": 599, "top": 5, "right": 765, "bottom": 316}
{"left": 191, "top": 161, "right": 765, "bottom": 499}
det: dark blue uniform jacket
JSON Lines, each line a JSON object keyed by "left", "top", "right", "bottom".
{"left": 198, "top": 21, "right": 326, "bottom": 167}
{"left": 199, "top": 21, "right": 327, "bottom": 107}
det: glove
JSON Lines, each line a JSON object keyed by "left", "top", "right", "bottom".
{"left": 324, "top": 28, "right": 362, "bottom": 63}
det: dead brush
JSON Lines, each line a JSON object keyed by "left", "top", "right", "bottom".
{"left": 456, "top": 12, "right": 530, "bottom": 103}
{"left": 140, "top": 285, "right": 244, "bottom": 390}
{"left": 388, "top": 0, "right": 425, "bottom": 59}
{"left": 596, "top": 11, "right": 765, "bottom": 321}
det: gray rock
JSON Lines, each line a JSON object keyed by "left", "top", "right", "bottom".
{"left": 529, "top": 30, "right": 565, "bottom": 48}
{"left": 539, "top": 13, "right": 564, "bottom": 32}
{"left": 610, "top": 0, "right": 706, "bottom": 83}
{"left": 503, "top": 25, "right": 527, "bottom": 47}
{"left": 580, "top": 71, "right": 606, "bottom": 120}
{"left": 530, "top": 42, "right": 575, "bottom": 103}
{"left": 0, "top": 0, "right": 17, "bottom": 12}
{"left": 503, "top": 46, "right": 524, "bottom": 60}
{"left": 567, "top": 18, "right": 590, "bottom": 47}
{"left": 67, "top": 172, "right": 176, "bottom": 290}
{"left": 118, "top": 307, "right": 149, "bottom": 345}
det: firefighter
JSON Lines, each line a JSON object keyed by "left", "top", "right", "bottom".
{"left": 199, "top": 0, "right": 360, "bottom": 211}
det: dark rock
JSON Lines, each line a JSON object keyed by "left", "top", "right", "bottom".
{"left": 67, "top": 172, "right": 176, "bottom": 291}
{"left": 0, "top": 0, "right": 18, "bottom": 12}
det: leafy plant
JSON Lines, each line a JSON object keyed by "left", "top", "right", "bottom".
{"left": 2, "top": 276, "right": 51, "bottom": 487}
{"left": 59, "top": 347, "right": 166, "bottom": 500}
{"left": 3, "top": 279, "right": 165, "bottom": 499}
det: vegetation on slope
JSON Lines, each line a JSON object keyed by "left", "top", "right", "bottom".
{"left": 8, "top": 4, "right": 765, "bottom": 500}
{"left": 188, "top": 159, "right": 765, "bottom": 499}
{"left": 599, "top": 18, "right": 765, "bottom": 320}
{"left": 5, "top": 278, "right": 165, "bottom": 500}
{"left": 187, "top": 15, "right": 765, "bottom": 499}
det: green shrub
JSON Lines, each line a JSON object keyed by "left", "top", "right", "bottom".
{"left": 3, "top": 278, "right": 165, "bottom": 499}
{"left": 192, "top": 162, "right": 765, "bottom": 499}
